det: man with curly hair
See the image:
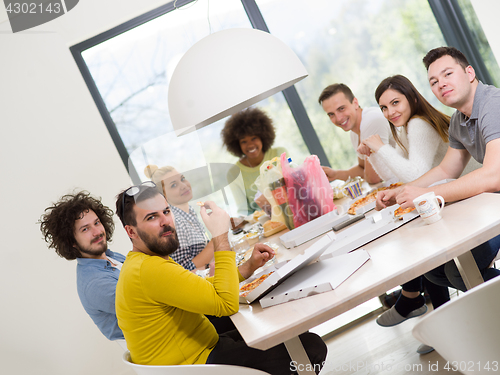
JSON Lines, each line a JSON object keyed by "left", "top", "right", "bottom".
{"left": 221, "top": 107, "right": 287, "bottom": 214}
{"left": 39, "top": 191, "right": 125, "bottom": 341}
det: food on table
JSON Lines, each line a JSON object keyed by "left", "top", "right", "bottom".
{"left": 263, "top": 220, "right": 287, "bottom": 237}
{"left": 239, "top": 271, "right": 274, "bottom": 297}
{"left": 344, "top": 180, "right": 363, "bottom": 199}
{"left": 347, "top": 193, "right": 377, "bottom": 215}
{"left": 331, "top": 176, "right": 364, "bottom": 199}
{"left": 347, "top": 183, "right": 403, "bottom": 215}
{"left": 244, "top": 232, "right": 260, "bottom": 246}
{"left": 394, "top": 206, "right": 416, "bottom": 217}
{"left": 252, "top": 210, "right": 266, "bottom": 221}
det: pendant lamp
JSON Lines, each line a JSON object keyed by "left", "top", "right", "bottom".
{"left": 168, "top": 28, "right": 308, "bottom": 136}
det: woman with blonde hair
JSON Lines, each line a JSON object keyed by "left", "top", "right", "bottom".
{"left": 144, "top": 165, "right": 214, "bottom": 272}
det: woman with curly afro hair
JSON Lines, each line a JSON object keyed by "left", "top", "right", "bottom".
{"left": 221, "top": 107, "right": 287, "bottom": 213}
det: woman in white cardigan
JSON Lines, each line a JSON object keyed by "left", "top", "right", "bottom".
{"left": 358, "top": 75, "right": 450, "bottom": 182}
{"left": 357, "top": 75, "right": 452, "bottom": 354}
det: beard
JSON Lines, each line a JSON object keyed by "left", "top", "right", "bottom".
{"left": 137, "top": 225, "right": 179, "bottom": 257}
{"left": 78, "top": 234, "right": 107, "bottom": 257}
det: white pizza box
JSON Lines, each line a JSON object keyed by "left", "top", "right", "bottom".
{"left": 260, "top": 249, "right": 370, "bottom": 308}
{"left": 279, "top": 210, "right": 347, "bottom": 248}
{"left": 319, "top": 205, "right": 419, "bottom": 260}
{"left": 239, "top": 232, "right": 336, "bottom": 304}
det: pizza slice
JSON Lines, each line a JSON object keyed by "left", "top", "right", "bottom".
{"left": 347, "top": 182, "right": 403, "bottom": 215}
{"left": 394, "top": 206, "right": 416, "bottom": 217}
{"left": 239, "top": 271, "right": 274, "bottom": 297}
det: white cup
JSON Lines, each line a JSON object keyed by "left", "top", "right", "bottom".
{"left": 413, "top": 192, "right": 445, "bottom": 224}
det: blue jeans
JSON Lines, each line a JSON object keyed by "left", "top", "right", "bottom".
{"left": 425, "top": 234, "right": 500, "bottom": 292}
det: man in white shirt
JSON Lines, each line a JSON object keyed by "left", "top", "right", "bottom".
{"left": 319, "top": 83, "right": 394, "bottom": 184}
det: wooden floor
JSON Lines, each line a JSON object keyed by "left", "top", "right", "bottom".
{"left": 320, "top": 303, "right": 464, "bottom": 375}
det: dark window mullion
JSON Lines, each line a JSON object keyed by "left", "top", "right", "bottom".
{"left": 241, "top": 0, "right": 331, "bottom": 167}
{"left": 427, "top": 0, "right": 494, "bottom": 85}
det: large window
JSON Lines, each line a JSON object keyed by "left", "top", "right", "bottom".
{"left": 457, "top": 0, "right": 500, "bottom": 86}
{"left": 255, "top": 0, "right": 449, "bottom": 170}
{"left": 71, "top": 0, "right": 500, "bottom": 214}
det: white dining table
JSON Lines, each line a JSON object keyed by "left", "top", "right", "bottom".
{"left": 230, "top": 193, "right": 500, "bottom": 375}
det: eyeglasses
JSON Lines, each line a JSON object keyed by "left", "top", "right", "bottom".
{"left": 121, "top": 181, "right": 157, "bottom": 225}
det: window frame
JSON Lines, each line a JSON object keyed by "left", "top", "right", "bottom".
{"left": 70, "top": 0, "right": 496, "bottom": 183}
{"left": 428, "top": 0, "right": 494, "bottom": 85}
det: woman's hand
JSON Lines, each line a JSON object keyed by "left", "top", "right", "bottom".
{"left": 358, "top": 135, "right": 385, "bottom": 156}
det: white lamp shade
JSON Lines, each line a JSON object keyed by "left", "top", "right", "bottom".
{"left": 168, "top": 28, "right": 308, "bottom": 136}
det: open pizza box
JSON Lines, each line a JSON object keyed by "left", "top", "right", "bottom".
{"left": 260, "top": 249, "right": 370, "bottom": 308}
{"left": 319, "top": 204, "right": 419, "bottom": 260}
{"left": 239, "top": 232, "right": 336, "bottom": 304}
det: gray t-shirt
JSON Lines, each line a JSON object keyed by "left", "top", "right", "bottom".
{"left": 449, "top": 81, "right": 500, "bottom": 164}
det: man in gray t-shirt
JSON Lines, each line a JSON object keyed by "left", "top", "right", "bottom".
{"left": 448, "top": 81, "right": 500, "bottom": 164}
{"left": 376, "top": 46, "right": 500, "bottom": 293}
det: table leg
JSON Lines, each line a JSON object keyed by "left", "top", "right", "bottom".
{"left": 284, "top": 336, "right": 316, "bottom": 375}
{"left": 453, "top": 251, "right": 484, "bottom": 290}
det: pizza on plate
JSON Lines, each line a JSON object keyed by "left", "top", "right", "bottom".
{"left": 347, "top": 183, "right": 403, "bottom": 215}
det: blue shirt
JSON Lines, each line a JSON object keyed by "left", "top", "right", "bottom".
{"left": 76, "top": 249, "right": 126, "bottom": 340}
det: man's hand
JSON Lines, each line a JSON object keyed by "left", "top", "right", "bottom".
{"left": 394, "top": 186, "right": 429, "bottom": 209}
{"left": 376, "top": 188, "right": 400, "bottom": 210}
{"left": 376, "top": 186, "right": 431, "bottom": 210}
{"left": 322, "top": 166, "right": 337, "bottom": 182}
{"left": 199, "top": 201, "right": 230, "bottom": 238}
{"left": 238, "top": 243, "right": 275, "bottom": 279}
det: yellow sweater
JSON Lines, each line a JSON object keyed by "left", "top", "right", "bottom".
{"left": 115, "top": 251, "right": 244, "bottom": 365}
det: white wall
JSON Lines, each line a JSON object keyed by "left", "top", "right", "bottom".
{"left": 0, "top": 1, "right": 167, "bottom": 374}
{"left": 1, "top": 1, "right": 500, "bottom": 374}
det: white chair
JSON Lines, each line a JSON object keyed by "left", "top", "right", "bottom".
{"left": 122, "top": 351, "right": 270, "bottom": 375}
{"left": 412, "top": 276, "right": 500, "bottom": 375}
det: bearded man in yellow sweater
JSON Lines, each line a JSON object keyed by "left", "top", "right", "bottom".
{"left": 114, "top": 182, "right": 326, "bottom": 374}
